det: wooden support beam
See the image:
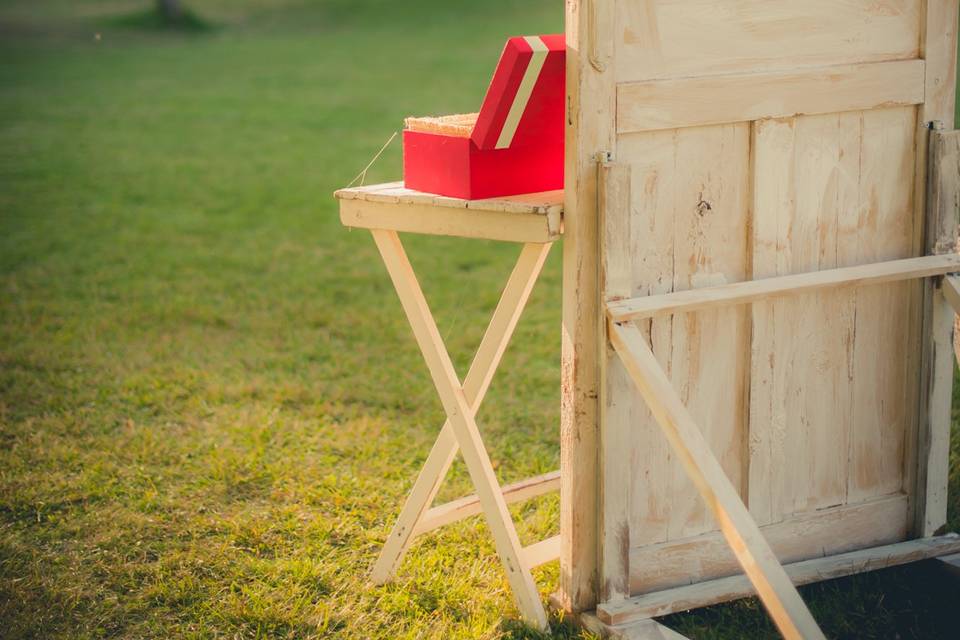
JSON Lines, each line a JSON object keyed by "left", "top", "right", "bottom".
{"left": 916, "top": 127, "right": 960, "bottom": 537}
{"left": 598, "top": 160, "right": 634, "bottom": 603}
{"left": 598, "top": 534, "right": 960, "bottom": 625}
{"left": 523, "top": 535, "right": 561, "bottom": 568}
{"left": 608, "top": 322, "right": 825, "bottom": 640}
{"left": 607, "top": 254, "right": 960, "bottom": 322}
{"left": 413, "top": 470, "right": 560, "bottom": 536}
{"left": 941, "top": 275, "right": 960, "bottom": 313}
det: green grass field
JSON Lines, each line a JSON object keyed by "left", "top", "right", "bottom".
{"left": 1, "top": 2, "right": 958, "bottom": 638}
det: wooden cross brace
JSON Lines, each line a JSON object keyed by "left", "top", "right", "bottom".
{"left": 369, "top": 229, "right": 558, "bottom": 630}
{"left": 605, "top": 261, "right": 960, "bottom": 639}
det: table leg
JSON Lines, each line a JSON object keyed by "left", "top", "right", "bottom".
{"left": 371, "top": 229, "right": 550, "bottom": 630}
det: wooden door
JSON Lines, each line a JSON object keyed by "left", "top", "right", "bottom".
{"left": 560, "top": 0, "right": 958, "bottom": 611}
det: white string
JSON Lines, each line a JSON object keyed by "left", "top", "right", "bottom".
{"left": 347, "top": 131, "right": 399, "bottom": 188}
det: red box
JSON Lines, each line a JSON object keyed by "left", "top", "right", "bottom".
{"left": 403, "top": 34, "right": 565, "bottom": 200}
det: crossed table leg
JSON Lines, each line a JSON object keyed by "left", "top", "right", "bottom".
{"left": 369, "top": 229, "right": 555, "bottom": 630}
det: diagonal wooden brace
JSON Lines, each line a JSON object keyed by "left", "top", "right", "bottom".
{"left": 371, "top": 229, "right": 550, "bottom": 629}
{"left": 370, "top": 240, "right": 551, "bottom": 583}
{"left": 608, "top": 320, "right": 826, "bottom": 640}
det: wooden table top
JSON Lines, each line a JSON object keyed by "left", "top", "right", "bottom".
{"left": 335, "top": 182, "right": 563, "bottom": 243}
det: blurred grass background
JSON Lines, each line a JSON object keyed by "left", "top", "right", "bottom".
{"left": 0, "top": 1, "right": 958, "bottom": 639}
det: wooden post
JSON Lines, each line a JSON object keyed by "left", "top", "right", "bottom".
{"left": 559, "top": 0, "right": 617, "bottom": 613}
{"left": 916, "top": 126, "right": 960, "bottom": 536}
{"left": 909, "top": 0, "right": 959, "bottom": 538}
{"left": 598, "top": 161, "right": 633, "bottom": 603}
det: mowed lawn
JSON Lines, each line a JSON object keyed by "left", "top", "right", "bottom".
{"left": 0, "top": 2, "right": 958, "bottom": 639}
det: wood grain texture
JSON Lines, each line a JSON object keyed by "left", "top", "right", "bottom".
{"left": 598, "top": 161, "right": 633, "bottom": 602}
{"left": 617, "top": 60, "right": 924, "bottom": 133}
{"left": 601, "top": 534, "right": 960, "bottom": 624}
{"left": 848, "top": 107, "right": 918, "bottom": 503}
{"left": 336, "top": 183, "right": 562, "bottom": 243}
{"left": 613, "top": 0, "right": 922, "bottom": 83}
{"left": 615, "top": 124, "right": 751, "bottom": 547}
{"left": 917, "top": 128, "right": 960, "bottom": 536}
{"left": 558, "top": 0, "right": 616, "bottom": 613}
{"left": 606, "top": 254, "right": 960, "bottom": 322}
{"left": 582, "top": 0, "right": 957, "bottom": 624}
{"left": 630, "top": 494, "right": 908, "bottom": 594}
{"left": 910, "top": 0, "right": 959, "bottom": 538}
{"left": 609, "top": 323, "right": 824, "bottom": 640}
{"left": 749, "top": 114, "right": 858, "bottom": 524}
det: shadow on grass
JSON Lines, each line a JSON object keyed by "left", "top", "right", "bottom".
{"left": 660, "top": 560, "right": 960, "bottom": 640}
{"left": 103, "top": 7, "right": 216, "bottom": 34}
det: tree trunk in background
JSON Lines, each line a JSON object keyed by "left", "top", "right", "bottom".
{"left": 157, "top": 0, "right": 182, "bottom": 20}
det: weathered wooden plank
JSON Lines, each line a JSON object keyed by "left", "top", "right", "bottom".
{"left": 559, "top": 0, "right": 617, "bottom": 613}
{"left": 339, "top": 199, "right": 561, "bottom": 243}
{"left": 630, "top": 494, "right": 908, "bottom": 594}
{"left": 748, "top": 114, "right": 860, "bottom": 525}
{"left": 609, "top": 323, "right": 824, "bottom": 640}
{"left": 917, "top": 127, "right": 960, "bottom": 536}
{"left": 606, "top": 254, "right": 960, "bottom": 322}
{"left": 523, "top": 535, "right": 561, "bottom": 568}
{"left": 598, "top": 161, "right": 633, "bottom": 602}
{"left": 335, "top": 182, "right": 564, "bottom": 214}
{"left": 614, "top": 0, "right": 922, "bottom": 83}
{"left": 910, "top": 0, "right": 959, "bottom": 539}
{"left": 618, "top": 60, "right": 924, "bottom": 133}
{"left": 617, "top": 124, "right": 752, "bottom": 547}
{"left": 600, "top": 534, "right": 960, "bottom": 624}
{"left": 848, "top": 107, "right": 918, "bottom": 504}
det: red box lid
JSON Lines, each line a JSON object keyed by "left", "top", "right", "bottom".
{"left": 470, "top": 34, "right": 565, "bottom": 150}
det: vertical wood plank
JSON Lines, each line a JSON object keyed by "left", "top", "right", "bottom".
{"left": 665, "top": 125, "right": 751, "bottom": 540}
{"left": 619, "top": 129, "right": 678, "bottom": 549}
{"left": 918, "top": 127, "right": 960, "bottom": 535}
{"left": 617, "top": 125, "right": 751, "bottom": 548}
{"left": 599, "top": 161, "right": 633, "bottom": 602}
{"left": 749, "top": 114, "right": 860, "bottom": 524}
{"left": 910, "top": 0, "right": 959, "bottom": 537}
{"left": 560, "top": 0, "right": 617, "bottom": 613}
{"left": 849, "top": 107, "right": 918, "bottom": 502}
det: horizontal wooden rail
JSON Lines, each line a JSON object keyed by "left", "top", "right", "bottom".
{"left": 413, "top": 470, "right": 560, "bottom": 536}
{"left": 617, "top": 59, "right": 924, "bottom": 133}
{"left": 597, "top": 533, "right": 960, "bottom": 626}
{"left": 607, "top": 254, "right": 960, "bottom": 322}
{"left": 522, "top": 534, "right": 561, "bottom": 568}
